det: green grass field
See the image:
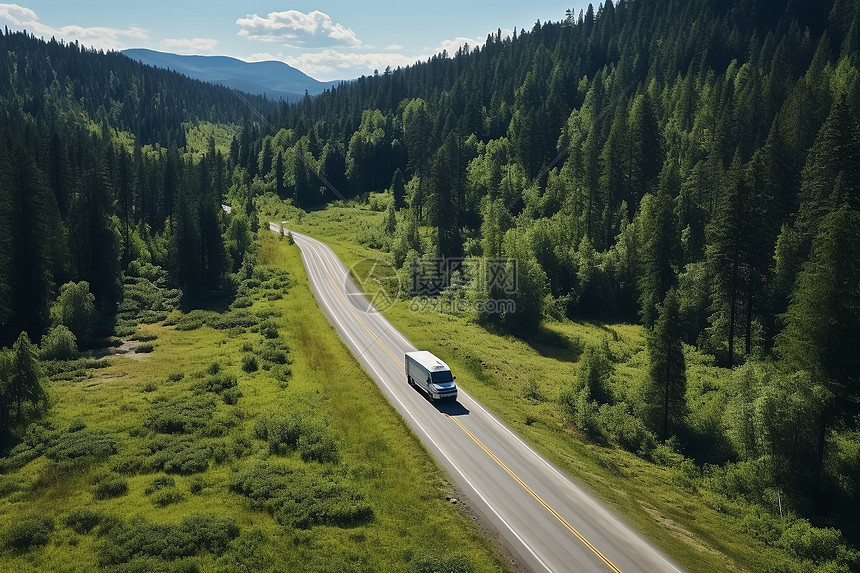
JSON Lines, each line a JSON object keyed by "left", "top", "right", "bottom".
{"left": 0, "top": 235, "right": 509, "bottom": 572}
{"left": 271, "top": 200, "right": 807, "bottom": 573}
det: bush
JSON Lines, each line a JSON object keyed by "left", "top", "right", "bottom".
{"left": 144, "top": 475, "right": 176, "bottom": 495}
{"left": 46, "top": 430, "right": 117, "bottom": 461}
{"left": 260, "top": 340, "right": 290, "bottom": 366}
{"left": 148, "top": 436, "right": 214, "bottom": 474}
{"left": 241, "top": 354, "right": 258, "bottom": 373}
{"left": 221, "top": 387, "right": 242, "bottom": 405}
{"left": 228, "top": 463, "right": 372, "bottom": 529}
{"left": 96, "top": 514, "right": 239, "bottom": 566}
{"left": 64, "top": 509, "right": 104, "bottom": 534}
{"left": 145, "top": 395, "right": 217, "bottom": 434}
{"left": 2, "top": 514, "right": 54, "bottom": 552}
{"left": 298, "top": 427, "right": 339, "bottom": 464}
{"left": 134, "top": 342, "right": 155, "bottom": 354}
{"left": 40, "top": 325, "right": 78, "bottom": 360}
{"left": 598, "top": 403, "right": 655, "bottom": 454}
{"left": 196, "top": 373, "right": 237, "bottom": 395}
{"left": 150, "top": 488, "right": 185, "bottom": 507}
{"left": 93, "top": 475, "right": 129, "bottom": 499}
{"left": 259, "top": 319, "right": 279, "bottom": 339}
{"left": 212, "top": 310, "right": 259, "bottom": 330}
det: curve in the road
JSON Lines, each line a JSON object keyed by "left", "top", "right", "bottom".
{"left": 282, "top": 225, "right": 685, "bottom": 573}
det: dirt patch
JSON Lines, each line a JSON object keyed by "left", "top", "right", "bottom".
{"left": 638, "top": 500, "right": 723, "bottom": 559}
{"left": 93, "top": 340, "right": 146, "bottom": 361}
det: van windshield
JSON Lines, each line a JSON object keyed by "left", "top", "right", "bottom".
{"left": 431, "top": 371, "right": 454, "bottom": 384}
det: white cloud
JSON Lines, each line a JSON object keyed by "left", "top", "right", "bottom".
{"left": 436, "top": 36, "right": 481, "bottom": 56}
{"left": 279, "top": 29, "right": 517, "bottom": 81}
{"left": 161, "top": 37, "right": 219, "bottom": 54}
{"left": 236, "top": 10, "right": 360, "bottom": 48}
{"left": 0, "top": 3, "right": 149, "bottom": 51}
{"left": 282, "top": 49, "right": 417, "bottom": 81}
{"left": 245, "top": 52, "right": 277, "bottom": 63}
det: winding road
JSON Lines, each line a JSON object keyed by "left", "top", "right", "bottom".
{"left": 280, "top": 225, "right": 684, "bottom": 573}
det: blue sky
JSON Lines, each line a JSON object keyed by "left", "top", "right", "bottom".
{"left": 0, "top": 1, "right": 590, "bottom": 80}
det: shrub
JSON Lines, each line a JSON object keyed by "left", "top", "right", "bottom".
{"left": 298, "top": 427, "right": 339, "bottom": 464}
{"left": 221, "top": 387, "right": 242, "bottom": 405}
{"left": 144, "top": 475, "right": 176, "bottom": 495}
{"left": 228, "top": 463, "right": 372, "bottom": 529}
{"left": 257, "top": 416, "right": 302, "bottom": 454}
{"left": 93, "top": 475, "right": 129, "bottom": 499}
{"left": 145, "top": 395, "right": 217, "bottom": 434}
{"left": 259, "top": 319, "right": 279, "bottom": 339}
{"left": 241, "top": 354, "right": 258, "bottom": 373}
{"left": 150, "top": 488, "right": 185, "bottom": 507}
{"left": 260, "top": 340, "right": 290, "bottom": 366}
{"left": 212, "top": 310, "right": 259, "bottom": 330}
{"left": 188, "top": 477, "right": 205, "bottom": 495}
{"left": 148, "top": 436, "right": 214, "bottom": 474}
{"left": 196, "top": 373, "right": 237, "bottom": 395}
{"left": 96, "top": 514, "right": 239, "bottom": 566}
{"left": 2, "top": 514, "right": 54, "bottom": 552}
{"left": 64, "top": 509, "right": 104, "bottom": 534}
{"left": 40, "top": 325, "right": 78, "bottom": 360}
{"left": 46, "top": 430, "right": 116, "bottom": 461}
{"left": 598, "top": 403, "right": 655, "bottom": 454}
{"left": 134, "top": 342, "right": 155, "bottom": 354}
{"left": 231, "top": 296, "right": 252, "bottom": 309}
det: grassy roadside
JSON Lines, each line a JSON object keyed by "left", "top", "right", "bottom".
{"left": 276, "top": 201, "right": 780, "bottom": 573}
{"left": 0, "top": 234, "right": 509, "bottom": 572}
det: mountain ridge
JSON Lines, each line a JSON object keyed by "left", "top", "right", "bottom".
{"left": 123, "top": 48, "right": 340, "bottom": 101}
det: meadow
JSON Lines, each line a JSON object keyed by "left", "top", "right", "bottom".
{"left": 0, "top": 234, "right": 508, "bottom": 573}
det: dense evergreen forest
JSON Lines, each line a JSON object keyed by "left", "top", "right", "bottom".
{"left": 1, "top": 0, "right": 860, "bottom": 567}
{"left": 257, "top": 0, "right": 860, "bottom": 551}
{"left": 0, "top": 29, "right": 275, "bottom": 345}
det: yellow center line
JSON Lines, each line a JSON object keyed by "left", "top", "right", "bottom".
{"left": 299, "top": 231, "right": 622, "bottom": 573}
{"left": 446, "top": 414, "right": 623, "bottom": 573}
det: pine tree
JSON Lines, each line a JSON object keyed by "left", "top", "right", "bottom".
{"left": 10, "top": 332, "right": 46, "bottom": 419}
{"left": 776, "top": 206, "right": 860, "bottom": 435}
{"left": 643, "top": 288, "right": 687, "bottom": 440}
{"left": 637, "top": 164, "right": 680, "bottom": 327}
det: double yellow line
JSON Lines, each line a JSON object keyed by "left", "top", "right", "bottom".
{"left": 299, "top": 233, "right": 623, "bottom": 573}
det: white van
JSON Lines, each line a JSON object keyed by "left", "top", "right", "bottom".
{"left": 405, "top": 351, "right": 458, "bottom": 401}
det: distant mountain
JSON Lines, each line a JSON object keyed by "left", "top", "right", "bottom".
{"left": 122, "top": 49, "right": 339, "bottom": 101}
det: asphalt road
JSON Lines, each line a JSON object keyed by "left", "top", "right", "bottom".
{"left": 282, "top": 225, "right": 685, "bottom": 573}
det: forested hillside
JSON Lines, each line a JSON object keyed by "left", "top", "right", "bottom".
{"left": 247, "top": 0, "right": 860, "bottom": 560}
{"left": 0, "top": 30, "right": 275, "bottom": 346}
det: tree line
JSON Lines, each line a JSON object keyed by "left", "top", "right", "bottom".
{"left": 0, "top": 30, "right": 265, "bottom": 426}
{"left": 234, "top": 0, "right": 860, "bottom": 545}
